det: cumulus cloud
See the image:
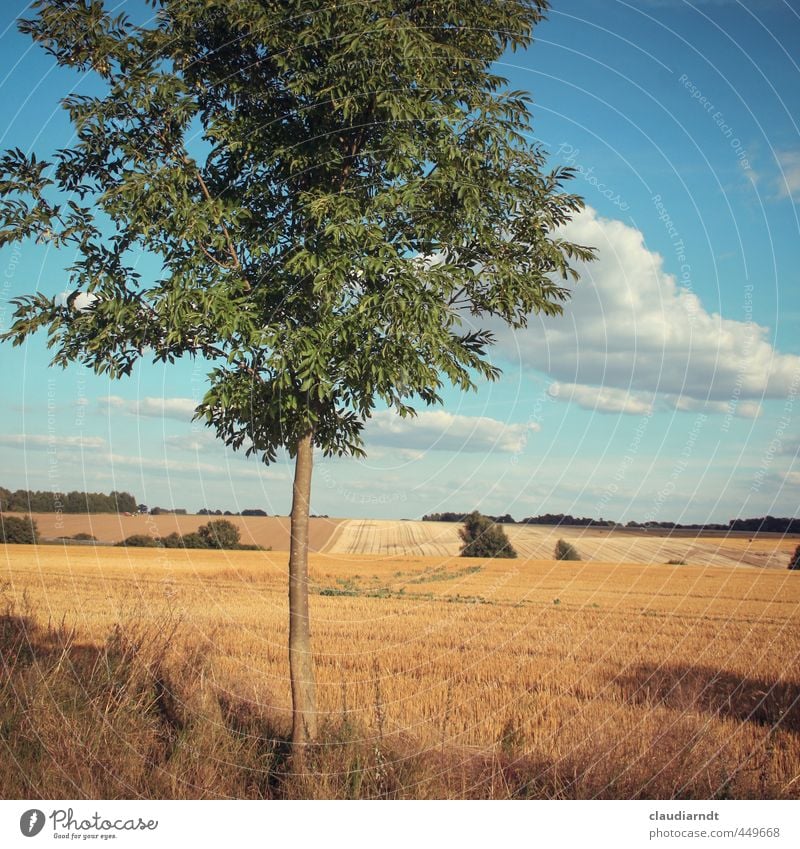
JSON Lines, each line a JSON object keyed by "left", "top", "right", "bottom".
{"left": 549, "top": 383, "right": 761, "bottom": 418}
{"left": 549, "top": 383, "right": 654, "bottom": 415}
{"left": 0, "top": 434, "right": 107, "bottom": 450}
{"left": 100, "top": 395, "right": 198, "bottom": 421}
{"left": 365, "top": 410, "right": 538, "bottom": 453}
{"left": 495, "top": 207, "right": 800, "bottom": 413}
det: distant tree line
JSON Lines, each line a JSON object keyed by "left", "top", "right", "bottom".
{"left": 426, "top": 509, "right": 800, "bottom": 534}
{"left": 519, "top": 513, "right": 615, "bottom": 527}
{"left": 424, "top": 511, "right": 516, "bottom": 524}
{"left": 197, "top": 508, "right": 269, "bottom": 516}
{"left": 0, "top": 486, "right": 136, "bottom": 514}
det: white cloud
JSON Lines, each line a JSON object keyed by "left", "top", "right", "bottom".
{"left": 99, "top": 395, "right": 198, "bottom": 421}
{"left": 0, "top": 434, "right": 107, "bottom": 450}
{"left": 163, "top": 432, "right": 219, "bottom": 453}
{"left": 549, "top": 383, "right": 654, "bottom": 415}
{"left": 496, "top": 207, "right": 800, "bottom": 410}
{"left": 549, "top": 383, "right": 761, "bottom": 418}
{"left": 776, "top": 150, "right": 800, "bottom": 200}
{"left": 365, "top": 409, "right": 538, "bottom": 453}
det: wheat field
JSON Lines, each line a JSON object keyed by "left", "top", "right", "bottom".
{"left": 2, "top": 540, "right": 798, "bottom": 798}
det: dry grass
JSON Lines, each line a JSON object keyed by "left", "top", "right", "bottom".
{"left": 2, "top": 542, "right": 799, "bottom": 799}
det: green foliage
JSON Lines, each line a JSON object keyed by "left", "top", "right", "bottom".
{"left": 459, "top": 511, "right": 517, "bottom": 559}
{"left": 159, "top": 532, "right": 186, "bottom": 549}
{"left": 0, "top": 0, "right": 593, "bottom": 467}
{"left": 179, "top": 533, "right": 210, "bottom": 550}
{"left": 116, "top": 534, "right": 159, "bottom": 548}
{"left": 789, "top": 545, "right": 800, "bottom": 571}
{"left": 0, "top": 486, "right": 136, "bottom": 514}
{"left": 0, "top": 515, "right": 39, "bottom": 544}
{"left": 198, "top": 519, "right": 241, "bottom": 550}
{"left": 554, "top": 539, "right": 581, "bottom": 561}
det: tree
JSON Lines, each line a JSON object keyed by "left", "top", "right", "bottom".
{"left": 554, "top": 538, "right": 581, "bottom": 561}
{"left": 459, "top": 511, "right": 517, "bottom": 559}
{"left": 0, "top": 0, "right": 593, "bottom": 753}
{"left": 0, "top": 515, "right": 39, "bottom": 545}
{"left": 198, "top": 518, "right": 241, "bottom": 549}
{"left": 789, "top": 545, "right": 800, "bottom": 571}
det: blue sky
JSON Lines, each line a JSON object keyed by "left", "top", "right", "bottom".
{"left": 1, "top": 0, "right": 799, "bottom": 522}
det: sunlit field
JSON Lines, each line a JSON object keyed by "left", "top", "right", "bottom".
{"left": 2, "top": 538, "right": 798, "bottom": 799}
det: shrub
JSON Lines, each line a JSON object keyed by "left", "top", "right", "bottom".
{"left": 198, "top": 519, "right": 241, "bottom": 550}
{"left": 159, "top": 532, "right": 186, "bottom": 549}
{"left": 0, "top": 514, "right": 38, "bottom": 544}
{"left": 72, "top": 532, "right": 97, "bottom": 541}
{"left": 554, "top": 539, "right": 581, "bottom": 561}
{"left": 180, "top": 532, "right": 209, "bottom": 549}
{"left": 459, "top": 511, "right": 517, "bottom": 559}
{"left": 116, "top": 534, "right": 160, "bottom": 548}
{"left": 789, "top": 545, "right": 800, "bottom": 570}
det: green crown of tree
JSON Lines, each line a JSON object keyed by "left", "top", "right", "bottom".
{"left": 0, "top": 0, "right": 594, "bottom": 753}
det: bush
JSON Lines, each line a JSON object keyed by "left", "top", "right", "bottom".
{"left": 159, "top": 532, "right": 186, "bottom": 549}
{"left": 72, "top": 532, "right": 97, "bottom": 541}
{"left": 0, "top": 515, "right": 38, "bottom": 544}
{"left": 198, "top": 519, "right": 241, "bottom": 550}
{"left": 180, "top": 532, "right": 209, "bottom": 549}
{"left": 789, "top": 545, "right": 800, "bottom": 570}
{"left": 554, "top": 539, "right": 581, "bottom": 561}
{"left": 459, "top": 511, "right": 517, "bottom": 559}
{"left": 116, "top": 534, "right": 160, "bottom": 548}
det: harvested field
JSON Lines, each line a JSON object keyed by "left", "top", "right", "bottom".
{"left": 324, "top": 518, "right": 459, "bottom": 556}
{"left": 325, "top": 519, "right": 797, "bottom": 569}
{"left": 12, "top": 512, "right": 340, "bottom": 551}
{"left": 2, "top": 542, "right": 798, "bottom": 798}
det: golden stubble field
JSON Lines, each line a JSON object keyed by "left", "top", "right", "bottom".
{"left": 2, "top": 539, "right": 799, "bottom": 798}
{"left": 23, "top": 513, "right": 797, "bottom": 569}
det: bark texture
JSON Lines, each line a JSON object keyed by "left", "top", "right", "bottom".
{"left": 288, "top": 430, "right": 318, "bottom": 751}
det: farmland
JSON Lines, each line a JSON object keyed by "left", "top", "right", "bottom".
{"left": 325, "top": 519, "right": 797, "bottom": 569}
{"left": 20, "top": 513, "right": 798, "bottom": 570}
{"left": 1, "top": 536, "right": 798, "bottom": 798}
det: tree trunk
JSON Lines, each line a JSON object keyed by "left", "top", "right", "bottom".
{"left": 288, "top": 429, "right": 318, "bottom": 753}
